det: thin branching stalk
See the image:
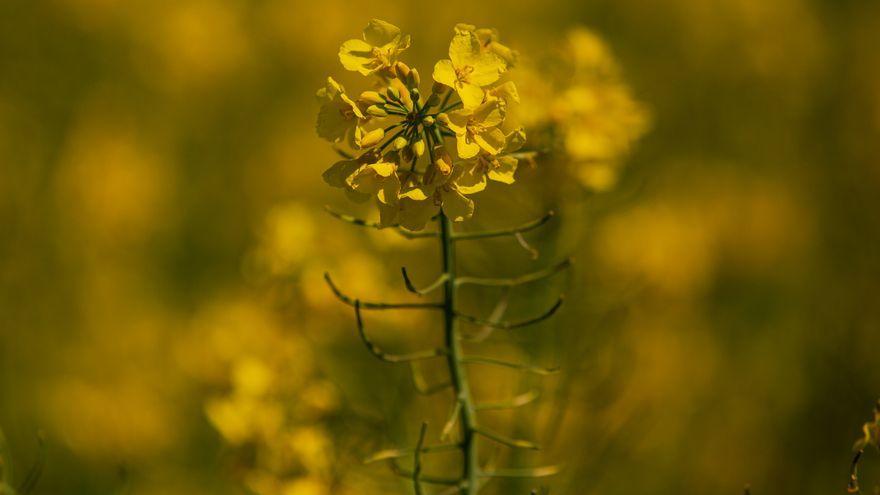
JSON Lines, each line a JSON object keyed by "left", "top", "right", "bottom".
{"left": 440, "top": 212, "right": 481, "bottom": 494}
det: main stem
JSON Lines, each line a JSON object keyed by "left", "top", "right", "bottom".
{"left": 439, "top": 212, "right": 479, "bottom": 494}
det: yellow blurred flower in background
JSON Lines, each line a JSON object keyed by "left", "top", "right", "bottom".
{"left": 516, "top": 27, "right": 649, "bottom": 191}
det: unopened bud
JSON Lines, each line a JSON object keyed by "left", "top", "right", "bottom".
{"left": 366, "top": 105, "right": 388, "bottom": 117}
{"left": 357, "top": 128, "right": 385, "bottom": 148}
{"left": 422, "top": 115, "right": 435, "bottom": 126}
{"left": 393, "top": 136, "right": 408, "bottom": 150}
{"left": 412, "top": 139, "right": 426, "bottom": 157}
{"left": 410, "top": 68, "right": 421, "bottom": 87}
{"left": 434, "top": 146, "right": 453, "bottom": 175}
{"left": 432, "top": 81, "right": 449, "bottom": 95}
{"left": 394, "top": 62, "right": 411, "bottom": 80}
{"left": 386, "top": 86, "right": 400, "bottom": 101}
{"left": 359, "top": 91, "right": 385, "bottom": 105}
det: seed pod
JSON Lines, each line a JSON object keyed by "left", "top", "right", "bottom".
{"left": 359, "top": 91, "right": 385, "bottom": 105}
{"left": 366, "top": 105, "right": 388, "bottom": 117}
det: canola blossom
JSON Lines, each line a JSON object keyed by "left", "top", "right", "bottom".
{"left": 319, "top": 20, "right": 528, "bottom": 231}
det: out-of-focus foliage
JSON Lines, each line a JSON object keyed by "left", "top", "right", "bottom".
{"left": 1, "top": 0, "right": 879, "bottom": 494}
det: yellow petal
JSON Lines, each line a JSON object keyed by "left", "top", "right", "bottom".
{"left": 377, "top": 173, "right": 400, "bottom": 205}
{"left": 316, "top": 102, "right": 352, "bottom": 142}
{"left": 456, "top": 134, "right": 481, "bottom": 159}
{"left": 457, "top": 82, "right": 484, "bottom": 109}
{"left": 432, "top": 59, "right": 457, "bottom": 88}
{"left": 472, "top": 100, "right": 504, "bottom": 127}
{"left": 370, "top": 161, "right": 396, "bottom": 177}
{"left": 399, "top": 198, "right": 440, "bottom": 231}
{"left": 438, "top": 110, "right": 469, "bottom": 135}
{"left": 340, "top": 93, "right": 365, "bottom": 119}
{"left": 474, "top": 127, "right": 506, "bottom": 155}
{"left": 487, "top": 156, "right": 517, "bottom": 184}
{"left": 377, "top": 200, "right": 398, "bottom": 227}
{"left": 454, "top": 162, "right": 487, "bottom": 194}
{"left": 448, "top": 31, "right": 478, "bottom": 68}
{"left": 348, "top": 163, "right": 393, "bottom": 194}
{"left": 322, "top": 160, "right": 358, "bottom": 188}
{"left": 363, "top": 19, "right": 401, "bottom": 47}
{"left": 339, "top": 39, "right": 374, "bottom": 74}
{"left": 400, "top": 185, "right": 432, "bottom": 201}
{"left": 468, "top": 52, "right": 505, "bottom": 86}
{"left": 504, "top": 127, "right": 526, "bottom": 152}
{"left": 344, "top": 187, "right": 371, "bottom": 203}
{"left": 489, "top": 81, "right": 520, "bottom": 104}
{"left": 441, "top": 189, "right": 474, "bottom": 222}
{"left": 454, "top": 23, "right": 476, "bottom": 34}
{"left": 316, "top": 76, "right": 344, "bottom": 102}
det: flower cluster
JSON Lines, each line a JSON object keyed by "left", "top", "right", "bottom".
{"left": 318, "top": 20, "right": 527, "bottom": 231}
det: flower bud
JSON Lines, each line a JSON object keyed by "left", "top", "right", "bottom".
{"left": 395, "top": 61, "right": 411, "bottom": 77}
{"left": 386, "top": 86, "right": 401, "bottom": 101}
{"left": 434, "top": 146, "right": 453, "bottom": 175}
{"left": 366, "top": 105, "right": 388, "bottom": 117}
{"left": 359, "top": 91, "right": 385, "bottom": 105}
{"left": 389, "top": 79, "right": 413, "bottom": 112}
{"left": 422, "top": 115, "right": 435, "bottom": 126}
{"left": 356, "top": 128, "right": 385, "bottom": 149}
{"left": 409, "top": 68, "right": 421, "bottom": 87}
{"left": 412, "top": 139, "right": 425, "bottom": 157}
{"left": 432, "top": 81, "right": 449, "bottom": 95}
{"left": 393, "top": 136, "right": 408, "bottom": 150}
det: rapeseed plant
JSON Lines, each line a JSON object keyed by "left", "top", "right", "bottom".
{"left": 319, "top": 19, "right": 568, "bottom": 495}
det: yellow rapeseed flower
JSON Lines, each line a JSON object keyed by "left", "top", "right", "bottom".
{"left": 322, "top": 153, "right": 400, "bottom": 206}
{"left": 433, "top": 29, "right": 506, "bottom": 108}
{"left": 339, "top": 19, "right": 410, "bottom": 76}
{"left": 439, "top": 100, "right": 507, "bottom": 159}
{"left": 315, "top": 77, "right": 365, "bottom": 145}
{"left": 456, "top": 127, "right": 526, "bottom": 193}
{"left": 319, "top": 20, "right": 532, "bottom": 229}
{"left": 454, "top": 23, "right": 519, "bottom": 67}
{"left": 397, "top": 148, "right": 476, "bottom": 229}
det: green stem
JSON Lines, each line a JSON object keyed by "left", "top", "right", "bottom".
{"left": 439, "top": 213, "right": 479, "bottom": 494}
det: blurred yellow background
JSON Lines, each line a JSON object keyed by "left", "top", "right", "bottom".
{"left": 1, "top": 0, "right": 880, "bottom": 494}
